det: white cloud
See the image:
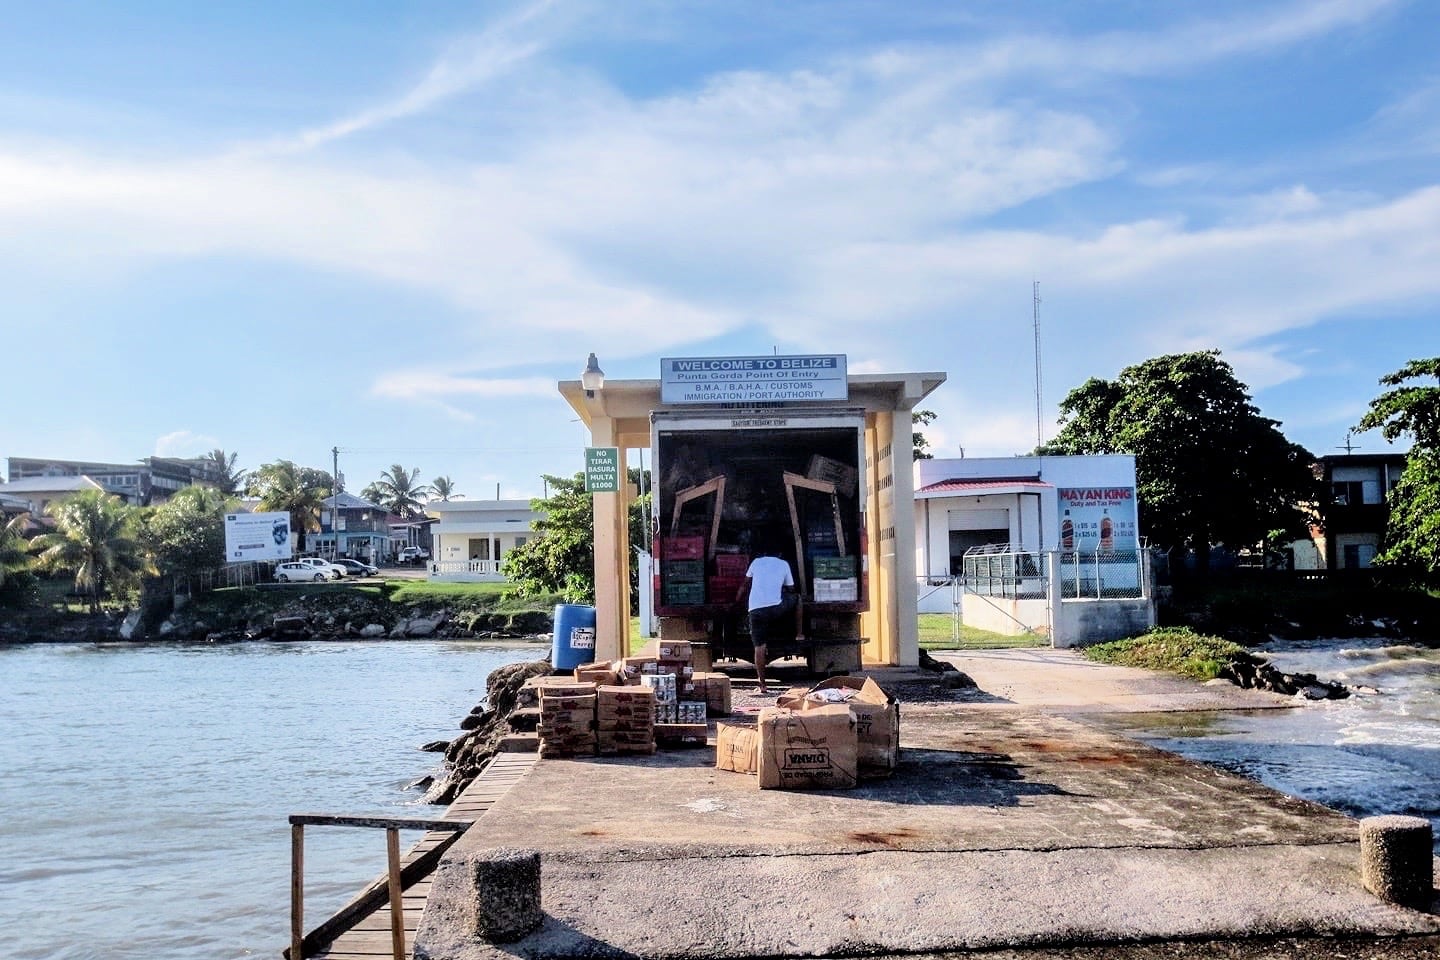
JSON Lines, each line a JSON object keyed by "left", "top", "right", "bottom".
{"left": 154, "top": 430, "right": 218, "bottom": 458}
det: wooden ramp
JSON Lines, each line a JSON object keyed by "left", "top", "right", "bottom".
{"left": 302, "top": 752, "right": 538, "bottom": 960}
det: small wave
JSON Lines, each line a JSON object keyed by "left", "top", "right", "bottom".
{"left": 1338, "top": 644, "right": 1434, "bottom": 662}
{"left": 1344, "top": 657, "right": 1440, "bottom": 679}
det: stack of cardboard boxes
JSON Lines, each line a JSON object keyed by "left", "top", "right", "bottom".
{"left": 716, "top": 676, "right": 899, "bottom": 790}
{"left": 537, "top": 681, "right": 598, "bottom": 758}
{"left": 595, "top": 684, "right": 656, "bottom": 755}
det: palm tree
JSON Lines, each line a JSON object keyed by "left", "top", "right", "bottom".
{"left": 200, "top": 448, "right": 247, "bottom": 496}
{"left": 248, "top": 460, "right": 332, "bottom": 554}
{"left": 32, "top": 491, "right": 148, "bottom": 614}
{"left": 0, "top": 513, "right": 33, "bottom": 591}
{"left": 369, "top": 464, "right": 430, "bottom": 518}
{"left": 430, "top": 475, "right": 462, "bottom": 501}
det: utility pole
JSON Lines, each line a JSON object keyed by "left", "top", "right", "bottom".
{"left": 331, "top": 446, "right": 340, "bottom": 560}
{"left": 1033, "top": 280, "right": 1044, "bottom": 451}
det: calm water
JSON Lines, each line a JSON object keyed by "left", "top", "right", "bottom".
{"left": 0, "top": 641, "right": 533, "bottom": 960}
{"left": 1101, "top": 637, "right": 1440, "bottom": 850}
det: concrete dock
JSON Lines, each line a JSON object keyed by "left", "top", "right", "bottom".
{"left": 414, "top": 649, "right": 1440, "bottom": 959}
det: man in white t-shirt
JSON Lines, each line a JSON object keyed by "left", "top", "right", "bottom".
{"left": 734, "top": 542, "right": 803, "bottom": 693}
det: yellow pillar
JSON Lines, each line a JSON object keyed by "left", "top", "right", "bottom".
{"left": 588, "top": 411, "right": 630, "bottom": 662}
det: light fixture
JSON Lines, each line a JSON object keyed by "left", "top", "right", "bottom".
{"left": 582, "top": 352, "right": 605, "bottom": 397}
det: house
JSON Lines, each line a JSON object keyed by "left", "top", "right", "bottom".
{"left": 0, "top": 475, "right": 117, "bottom": 515}
{"left": 1315, "top": 452, "right": 1407, "bottom": 570}
{"left": 309, "top": 491, "right": 394, "bottom": 562}
{"left": 425, "top": 499, "right": 542, "bottom": 581}
{"left": 913, "top": 454, "right": 1154, "bottom": 645}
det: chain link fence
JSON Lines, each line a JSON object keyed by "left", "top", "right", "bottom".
{"left": 1058, "top": 550, "right": 1145, "bottom": 599}
{"left": 961, "top": 544, "right": 1047, "bottom": 599}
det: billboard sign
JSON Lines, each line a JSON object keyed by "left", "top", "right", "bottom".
{"left": 660, "top": 354, "right": 848, "bottom": 404}
{"left": 224, "top": 511, "right": 292, "bottom": 562}
{"left": 1057, "top": 487, "right": 1138, "bottom": 554}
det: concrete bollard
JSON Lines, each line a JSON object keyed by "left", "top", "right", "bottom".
{"left": 1359, "top": 815, "right": 1433, "bottom": 910}
{"left": 471, "top": 847, "right": 542, "bottom": 942}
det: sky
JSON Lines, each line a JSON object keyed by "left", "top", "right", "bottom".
{"left": 1, "top": 0, "right": 1437, "bottom": 501}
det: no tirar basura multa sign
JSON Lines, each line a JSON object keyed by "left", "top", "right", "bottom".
{"left": 585, "top": 447, "right": 621, "bottom": 493}
{"left": 661, "top": 354, "right": 848, "bottom": 404}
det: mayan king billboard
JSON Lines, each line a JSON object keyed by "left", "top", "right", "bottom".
{"left": 1058, "top": 487, "right": 1138, "bottom": 554}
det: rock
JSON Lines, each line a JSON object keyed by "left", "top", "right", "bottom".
{"left": 274, "top": 616, "right": 308, "bottom": 636}
{"left": 360, "top": 623, "right": 387, "bottom": 638}
{"left": 1301, "top": 685, "right": 1333, "bottom": 700}
{"left": 118, "top": 609, "right": 142, "bottom": 640}
{"left": 407, "top": 774, "right": 435, "bottom": 791}
{"left": 941, "top": 670, "right": 977, "bottom": 689}
{"left": 389, "top": 622, "right": 408, "bottom": 638}
{"left": 158, "top": 619, "right": 175, "bottom": 636}
{"left": 420, "top": 740, "right": 450, "bottom": 752}
{"left": 406, "top": 617, "right": 441, "bottom": 638}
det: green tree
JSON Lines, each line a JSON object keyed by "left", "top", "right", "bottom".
{"left": 248, "top": 460, "right": 333, "bottom": 554}
{"left": 368, "top": 464, "right": 430, "bottom": 518}
{"left": 912, "top": 409, "right": 937, "bottom": 461}
{"left": 199, "top": 448, "right": 247, "bottom": 496}
{"left": 502, "top": 470, "right": 651, "bottom": 605}
{"left": 1045, "top": 350, "right": 1317, "bottom": 567}
{"left": 430, "top": 475, "right": 461, "bottom": 501}
{"left": 141, "top": 486, "right": 228, "bottom": 581}
{"left": 32, "top": 490, "right": 149, "bottom": 613}
{"left": 1356, "top": 357, "right": 1440, "bottom": 579}
{"left": 0, "top": 513, "right": 38, "bottom": 608}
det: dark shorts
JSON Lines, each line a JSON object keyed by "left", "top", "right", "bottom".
{"left": 748, "top": 595, "right": 795, "bottom": 647}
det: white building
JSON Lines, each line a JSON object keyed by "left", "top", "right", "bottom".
{"left": 914, "top": 455, "right": 1154, "bottom": 645}
{"left": 426, "top": 499, "right": 543, "bottom": 581}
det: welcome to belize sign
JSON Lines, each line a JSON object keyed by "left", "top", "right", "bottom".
{"left": 660, "top": 355, "right": 848, "bottom": 404}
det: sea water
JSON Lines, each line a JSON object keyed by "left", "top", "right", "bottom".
{"left": 0, "top": 641, "right": 532, "bottom": 960}
{"left": 1102, "top": 637, "right": 1440, "bottom": 850}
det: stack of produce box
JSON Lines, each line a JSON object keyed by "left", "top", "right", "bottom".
{"left": 661, "top": 536, "right": 706, "bottom": 606}
{"left": 707, "top": 553, "right": 749, "bottom": 609}
{"left": 537, "top": 681, "right": 597, "bottom": 758}
{"left": 645, "top": 640, "right": 708, "bottom": 745}
{"left": 595, "top": 684, "right": 656, "bottom": 755}
{"left": 812, "top": 555, "right": 858, "bottom": 602}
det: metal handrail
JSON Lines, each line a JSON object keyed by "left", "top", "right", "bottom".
{"left": 287, "top": 814, "right": 471, "bottom": 960}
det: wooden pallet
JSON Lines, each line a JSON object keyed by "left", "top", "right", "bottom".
{"left": 303, "top": 752, "right": 538, "bottom": 960}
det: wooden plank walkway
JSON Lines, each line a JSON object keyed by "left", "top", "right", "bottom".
{"left": 303, "top": 752, "right": 539, "bottom": 960}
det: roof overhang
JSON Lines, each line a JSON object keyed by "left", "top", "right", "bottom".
{"left": 916, "top": 478, "right": 1053, "bottom": 500}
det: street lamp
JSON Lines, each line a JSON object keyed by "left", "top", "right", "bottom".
{"left": 582, "top": 352, "right": 605, "bottom": 397}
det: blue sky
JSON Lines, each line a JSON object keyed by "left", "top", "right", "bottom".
{"left": 2, "top": 0, "right": 1437, "bottom": 500}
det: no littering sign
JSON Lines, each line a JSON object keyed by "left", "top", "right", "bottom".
{"left": 585, "top": 446, "right": 620, "bottom": 493}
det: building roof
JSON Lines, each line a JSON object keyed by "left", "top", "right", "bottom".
{"left": 329, "top": 491, "right": 384, "bottom": 510}
{"left": 0, "top": 476, "right": 108, "bottom": 494}
{"left": 916, "top": 478, "right": 1054, "bottom": 498}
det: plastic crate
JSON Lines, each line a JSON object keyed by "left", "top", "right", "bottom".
{"left": 662, "top": 559, "right": 705, "bottom": 582}
{"left": 663, "top": 582, "right": 706, "bottom": 605}
{"left": 663, "top": 536, "right": 705, "bottom": 560}
{"left": 713, "top": 554, "right": 750, "bottom": 577}
{"left": 812, "top": 555, "right": 857, "bottom": 579}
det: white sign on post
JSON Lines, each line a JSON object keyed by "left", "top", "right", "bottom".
{"left": 224, "top": 511, "right": 293, "bottom": 562}
{"left": 660, "top": 355, "right": 848, "bottom": 404}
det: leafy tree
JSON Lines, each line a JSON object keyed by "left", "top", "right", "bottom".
{"left": 430, "top": 475, "right": 462, "bottom": 501}
{"left": 502, "top": 470, "right": 651, "bottom": 605}
{"left": 199, "top": 448, "right": 247, "bottom": 496}
{"left": 141, "top": 486, "right": 228, "bottom": 580}
{"left": 0, "top": 513, "right": 38, "bottom": 608}
{"left": 368, "top": 464, "right": 431, "bottom": 518}
{"left": 912, "top": 409, "right": 937, "bottom": 461}
{"left": 32, "top": 490, "right": 149, "bottom": 613}
{"left": 248, "top": 460, "right": 333, "bottom": 554}
{"left": 1044, "top": 350, "right": 1317, "bottom": 567}
{"left": 1356, "top": 357, "right": 1440, "bottom": 579}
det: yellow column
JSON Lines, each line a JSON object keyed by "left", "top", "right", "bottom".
{"left": 589, "top": 413, "right": 630, "bottom": 662}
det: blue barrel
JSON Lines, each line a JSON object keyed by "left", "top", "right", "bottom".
{"left": 551, "top": 604, "right": 598, "bottom": 669}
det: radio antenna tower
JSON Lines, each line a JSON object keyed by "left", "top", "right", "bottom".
{"left": 1033, "top": 280, "right": 1044, "bottom": 450}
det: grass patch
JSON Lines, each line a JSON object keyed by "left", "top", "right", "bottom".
{"left": 1082, "top": 626, "right": 1245, "bottom": 680}
{"left": 917, "top": 614, "right": 1046, "bottom": 650}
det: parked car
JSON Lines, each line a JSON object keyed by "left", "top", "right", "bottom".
{"left": 396, "top": 546, "right": 430, "bottom": 565}
{"left": 275, "top": 561, "right": 328, "bottom": 583}
{"left": 297, "top": 557, "right": 347, "bottom": 580}
{"left": 334, "top": 558, "right": 380, "bottom": 577}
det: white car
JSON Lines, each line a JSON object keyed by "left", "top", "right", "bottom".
{"left": 296, "top": 557, "right": 347, "bottom": 580}
{"left": 396, "top": 546, "right": 430, "bottom": 565}
{"left": 275, "top": 561, "right": 328, "bottom": 583}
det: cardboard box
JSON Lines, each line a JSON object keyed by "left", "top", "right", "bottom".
{"left": 640, "top": 673, "right": 676, "bottom": 703}
{"left": 596, "top": 684, "right": 655, "bottom": 703}
{"left": 775, "top": 685, "right": 812, "bottom": 710}
{"left": 538, "top": 706, "right": 595, "bottom": 726}
{"left": 657, "top": 640, "right": 692, "bottom": 661}
{"left": 756, "top": 706, "right": 858, "bottom": 790}
{"left": 799, "top": 676, "right": 899, "bottom": 777}
{"left": 534, "top": 679, "right": 598, "bottom": 699}
{"left": 596, "top": 715, "right": 653, "bottom": 732}
{"left": 715, "top": 722, "right": 758, "bottom": 775}
{"left": 691, "top": 672, "right": 732, "bottom": 715}
{"left": 540, "top": 693, "right": 596, "bottom": 711}
{"left": 575, "top": 663, "right": 618, "bottom": 685}
{"left": 654, "top": 722, "right": 708, "bottom": 746}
